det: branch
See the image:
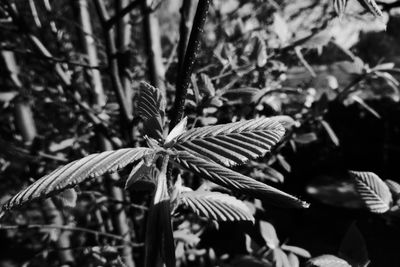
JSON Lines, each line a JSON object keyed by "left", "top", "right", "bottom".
{"left": 177, "top": 0, "right": 194, "bottom": 73}
{"left": 0, "top": 224, "right": 143, "bottom": 247}
{"left": 94, "top": 0, "right": 132, "bottom": 124}
{"left": 169, "top": 0, "right": 211, "bottom": 128}
{"left": 107, "top": 0, "right": 140, "bottom": 29}
{"left": 116, "top": 0, "right": 133, "bottom": 114}
{"left": 141, "top": 0, "right": 166, "bottom": 91}
{"left": 76, "top": 1, "right": 135, "bottom": 266}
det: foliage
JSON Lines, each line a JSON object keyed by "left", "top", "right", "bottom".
{"left": 0, "top": 0, "right": 399, "bottom": 266}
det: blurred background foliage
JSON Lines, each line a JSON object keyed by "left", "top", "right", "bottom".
{"left": 0, "top": 0, "right": 400, "bottom": 266}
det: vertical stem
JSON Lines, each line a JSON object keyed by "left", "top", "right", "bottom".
{"left": 177, "top": 0, "right": 194, "bottom": 73}
{"left": 1, "top": 50, "right": 74, "bottom": 265}
{"left": 170, "top": 0, "right": 210, "bottom": 128}
{"left": 116, "top": 0, "right": 133, "bottom": 114}
{"left": 141, "top": 0, "right": 165, "bottom": 91}
{"left": 94, "top": 0, "right": 132, "bottom": 125}
{"left": 75, "top": 1, "right": 135, "bottom": 266}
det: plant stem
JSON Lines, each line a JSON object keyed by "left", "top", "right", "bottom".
{"left": 1, "top": 50, "right": 74, "bottom": 265}
{"left": 170, "top": 0, "right": 211, "bottom": 128}
{"left": 141, "top": 0, "right": 166, "bottom": 91}
{"left": 76, "top": 1, "right": 135, "bottom": 266}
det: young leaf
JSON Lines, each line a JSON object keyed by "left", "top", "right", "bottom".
{"left": 349, "top": 171, "right": 392, "bottom": 213}
{"left": 175, "top": 151, "right": 309, "bottom": 208}
{"left": 356, "top": 0, "right": 383, "bottom": 17}
{"left": 2, "top": 148, "right": 155, "bottom": 212}
{"left": 164, "top": 116, "right": 188, "bottom": 147}
{"left": 306, "top": 255, "right": 351, "bottom": 267}
{"left": 281, "top": 245, "right": 311, "bottom": 258}
{"left": 179, "top": 191, "right": 254, "bottom": 222}
{"left": 333, "top": 0, "right": 348, "bottom": 18}
{"left": 260, "top": 221, "right": 279, "bottom": 249}
{"left": 174, "top": 117, "right": 285, "bottom": 167}
{"left": 137, "top": 82, "right": 166, "bottom": 141}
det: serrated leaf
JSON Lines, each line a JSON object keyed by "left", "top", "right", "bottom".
{"left": 260, "top": 221, "right": 279, "bottom": 249}
{"left": 349, "top": 171, "right": 392, "bottom": 213}
{"left": 175, "top": 151, "right": 309, "bottom": 208}
{"left": 2, "top": 148, "right": 155, "bottom": 212}
{"left": 333, "top": 0, "right": 348, "bottom": 18}
{"left": 174, "top": 117, "right": 285, "bottom": 167}
{"left": 165, "top": 117, "right": 187, "bottom": 147}
{"left": 306, "top": 255, "right": 351, "bottom": 267}
{"left": 179, "top": 191, "right": 254, "bottom": 222}
{"left": 125, "top": 159, "right": 153, "bottom": 189}
{"left": 356, "top": 0, "right": 383, "bottom": 17}
{"left": 137, "top": 82, "right": 166, "bottom": 140}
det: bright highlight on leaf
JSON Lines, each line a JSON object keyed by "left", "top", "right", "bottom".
{"left": 350, "top": 171, "right": 392, "bottom": 213}
{"left": 179, "top": 191, "right": 254, "bottom": 222}
{"left": 1, "top": 147, "right": 155, "bottom": 212}
{"left": 175, "top": 151, "right": 309, "bottom": 208}
{"left": 175, "top": 117, "right": 285, "bottom": 167}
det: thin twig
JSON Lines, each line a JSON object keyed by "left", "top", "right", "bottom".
{"left": 0, "top": 224, "right": 143, "bottom": 247}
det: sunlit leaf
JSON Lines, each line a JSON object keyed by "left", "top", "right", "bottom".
{"left": 320, "top": 120, "right": 339, "bottom": 146}
{"left": 179, "top": 191, "right": 254, "bottom": 222}
{"left": 307, "top": 254, "right": 351, "bottom": 267}
{"left": 175, "top": 151, "right": 309, "bottom": 208}
{"left": 260, "top": 221, "right": 279, "bottom": 249}
{"left": 174, "top": 117, "right": 285, "bottom": 167}
{"left": 281, "top": 244, "right": 311, "bottom": 258}
{"left": 350, "top": 171, "right": 392, "bottom": 213}
{"left": 165, "top": 116, "right": 188, "bottom": 147}
{"left": 2, "top": 148, "right": 155, "bottom": 212}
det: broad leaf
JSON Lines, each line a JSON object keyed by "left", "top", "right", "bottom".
{"left": 174, "top": 117, "right": 285, "bottom": 167}
{"left": 2, "top": 147, "right": 155, "bottom": 212}
{"left": 350, "top": 171, "right": 392, "bottom": 213}
{"left": 179, "top": 191, "right": 254, "bottom": 222}
{"left": 175, "top": 151, "right": 309, "bottom": 208}
{"left": 281, "top": 245, "right": 311, "bottom": 258}
{"left": 306, "top": 254, "right": 351, "bottom": 267}
{"left": 137, "top": 82, "right": 166, "bottom": 141}
{"left": 260, "top": 221, "right": 279, "bottom": 249}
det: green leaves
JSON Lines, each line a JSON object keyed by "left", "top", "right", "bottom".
{"left": 350, "top": 171, "right": 392, "bottom": 213}
{"left": 175, "top": 151, "right": 309, "bottom": 208}
{"left": 175, "top": 117, "right": 285, "bottom": 167}
{"left": 2, "top": 147, "right": 155, "bottom": 212}
{"left": 179, "top": 191, "right": 254, "bottom": 222}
